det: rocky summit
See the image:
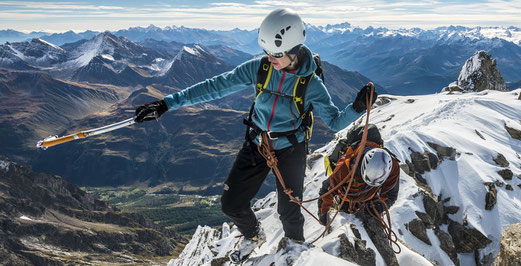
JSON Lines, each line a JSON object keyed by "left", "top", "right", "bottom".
{"left": 0, "top": 156, "right": 185, "bottom": 265}
{"left": 456, "top": 51, "right": 507, "bottom": 92}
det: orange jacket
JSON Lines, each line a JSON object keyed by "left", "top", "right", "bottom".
{"left": 320, "top": 143, "right": 400, "bottom": 215}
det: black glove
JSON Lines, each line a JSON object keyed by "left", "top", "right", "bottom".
{"left": 352, "top": 84, "right": 378, "bottom": 113}
{"left": 135, "top": 100, "right": 168, "bottom": 123}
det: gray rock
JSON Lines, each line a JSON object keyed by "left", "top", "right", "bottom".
{"left": 415, "top": 211, "right": 435, "bottom": 227}
{"left": 485, "top": 183, "right": 497, "bottom": 210}
{"left": 423, "top": 195, "right": 444, "bottom": 226}
{"left": 338, "top": 226, "right": 376, "bottom": 266}
{"left": 506, "top": 184, "right": 513, "bottom": 191}
{"left": 356, "top": 211, "right": 399, "bottom": 266}
{"left": 426, "top": 151, "right": 439, "bottom": 170}
{"left": 498, "top": 169, "right": 513, "bottom": 180}
{"left": 505, "top": 124, "right": 521, "bottom": 140}
{"left": 443, "top": 85, "right": 464, "bottom": 93}
{"left": 405, "top": 160, "right": 416, "bottom": 176}
{"left": 411, "top": 151, "right": 431, "bottom": 174}
{"left": 476, "top": 251, "right": 495, "bottom": 266}
{"left": 457, "top": 51, "right": 507, "bottom": 92}
{"left": 448, "top": 221, "right": 492, "bottom": 253}
{"left": 494, "top": 223, "right": 521, "bottom": 266}
{"left": 427, "top": 142, "right": 457, "bottom": 160}
{"left": 399, "top": 163, "right": 410, "bottom": 174}
{"left": 475, "top": 130, "right": 486, "bottom": 140}
{"left": 445, "top": 206, "right": 460, "bottom": 215}
{"left": 435, "top": 228, "right": 459, "bottom": 266}
{"left": 406, "top": 219, "right": 431, "bottom": 245}
{"left": 493, "top": 153, "right": 509, "bottom": 167}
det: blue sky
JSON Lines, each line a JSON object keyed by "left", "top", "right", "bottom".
{"left": 1, "top": 0, "right": 521, "bottom": 32}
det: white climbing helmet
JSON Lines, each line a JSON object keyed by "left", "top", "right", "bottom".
{"left": 258, "top": 8, "right": 306, "bottom": 56}
{"left": 360, "top": 148, "right": 393, "bottom": 187}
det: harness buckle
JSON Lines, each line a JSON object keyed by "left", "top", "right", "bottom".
{"left": 266, "top": 131, "right": 278, "bottom": 140}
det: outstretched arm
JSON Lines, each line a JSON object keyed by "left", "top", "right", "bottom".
{"left": 163, "top": 59, "right": 259, "bottom": 110}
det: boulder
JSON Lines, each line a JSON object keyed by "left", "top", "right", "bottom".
{"left": 427, "top": 142, "right": 457, "bottom": 160}
{"left": 494, "top": 223, "right": 521, "bottom": 266}
{"left": 485, "top": 183, "right": 497, "bottom": 210}
{"left": 356, "top": 210, "right": 399, "bottom": 266}
{"left": 505, "top": 124, "right": 521, "bottom": 140}
{"left": 406, "top": 219, "right": 431, "bottom": 245}
{"left": 423, "top": 195, "right": 445, "bottom": 226}
{"left": 338, "top": 224, "right": 376, "bottom": 266}
{"left": 457, "top": 51, "right": 507, "bottom": 92}
{"left": 493, "top": 153, "right": 509, "bottom": 167}
{"left": 435, "top": 228, "right": 459, "bottom": 266}
{"left": 448, "top": 221, "right": 492, "bottom": 253}
{"left": 410, "top": 151, "right": 432, "bottom": 174}
{"left": 498, "top": 169, "right": 513, "bottom": 180}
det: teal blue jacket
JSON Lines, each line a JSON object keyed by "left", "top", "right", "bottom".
{"left": 163, "top": 45, "right": 361, "bottom": 150}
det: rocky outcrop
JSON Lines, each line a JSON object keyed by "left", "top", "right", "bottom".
{"left": 494, "top": 223, "right": 521, "bottom": 266}
{"left": 456, "top": 51, "right": 507, "bottom": 92}
{"left": 493, "top": 153, "right": 509, "bottom": 167}
{"left": 448, "top": 221, "right": 492, "bottom": 253}
{"left": 409, "top": 192, "right": 491, "bottom": 265}
{"left": 497, "top": 169, "right": 513, "bottom": 180}
{"left": 339, "top": 224, "right": 376, "bottom": 266}
{"left": 485, "top": 183, "right": 498, "bottom": 210}
{"left": 435, "top": 228, "right": 459, "bottom": 265}
{"left": 356, "top": 210, "right": 399, "bottom": 266}
{"left": 0, "top": 157, "right": 185, "bottom": 265}
{"left": 406, "top": 219, "right": 431, "bottom": 245}
{"left": 504, "top": 124, "right": 521, "bottom": 140}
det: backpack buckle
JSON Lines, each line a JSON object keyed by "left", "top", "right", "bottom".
{"left": 266, "top": 131, "right": 278, "bottom": 140}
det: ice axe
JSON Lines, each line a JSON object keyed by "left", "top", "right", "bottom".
{"left": 36, "top": 117, "right": 136, "bottom": 150}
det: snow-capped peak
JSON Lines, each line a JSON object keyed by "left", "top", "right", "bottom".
{"left": 32, "top": 38, "right": 65, "bottom": 53}
{"left": 456, "top": 50, "right": 507, "bottom": 91}
{"left": 169, "top": 89, "right": 521, "bottom": 266}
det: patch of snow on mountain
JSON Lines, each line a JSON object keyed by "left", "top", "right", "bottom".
{"left": 183, "top": 45, "right": 201, "bottom": 56}
{"left": 480, "top": 27, "right": 521, "bottom": 45}
{"left": 0, "top": 160, "right": 10, "bottom": 171}
{"left": 7, "top": 44, "right": 26, "bottom": 61}
{"left": 101, "top": 54, "right": 114, "bottom": 61}
{"left": 69, "top": 34, "right": 110, "bottom": 67}
{"left": 36, "top": 38, "right": 65, "bottom": 52}
{"left": 169, "top": 89, "right": 521, "bottom": 266}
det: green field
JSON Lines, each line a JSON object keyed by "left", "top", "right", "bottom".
{"left": 83, "top": 186, "right": 230, "bottom": 236}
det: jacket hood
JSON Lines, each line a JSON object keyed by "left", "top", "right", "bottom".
{"left": 294, "top": 44, "right": 316, "bottom": 77}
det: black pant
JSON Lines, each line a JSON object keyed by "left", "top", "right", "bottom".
{"left": 221, "top": 140, "right": 306, "bottom": 241}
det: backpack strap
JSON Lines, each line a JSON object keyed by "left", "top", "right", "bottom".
{"left": 255, "top": 56, "right": 273, "bottom": 101}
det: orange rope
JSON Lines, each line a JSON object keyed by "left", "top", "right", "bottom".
{"left": 256, "top": 82, "right": 400, "bottom": 252}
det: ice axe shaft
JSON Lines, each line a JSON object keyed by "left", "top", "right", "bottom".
{"left": 37, "top": 117, "right": 135, "bottom": 150}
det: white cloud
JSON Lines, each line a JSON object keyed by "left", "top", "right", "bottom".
{"left": 1, "top": 0, "right": 520, "bottom": 32}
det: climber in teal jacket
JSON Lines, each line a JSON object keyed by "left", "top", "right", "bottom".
{"left": 135, "top": 8, "right": 377, "bottom": 263}
{"left": 159, "top": 43, "right": 361, "bottom": 150}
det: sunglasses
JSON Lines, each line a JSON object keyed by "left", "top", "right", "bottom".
{"left": 263, "top": 45, "right": 302, "bottom": 59}
{"left": 263, "top": 49, "right": 285, "bottom": 59}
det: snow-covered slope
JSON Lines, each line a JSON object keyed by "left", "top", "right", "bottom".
{"left": 169, "top": 89, "right": 521, "bottom": 266}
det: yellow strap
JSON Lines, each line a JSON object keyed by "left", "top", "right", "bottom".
{"left": 254, "top": 63, "right": 273, "bottom": 102}
{"left": 292, "top": 72, "right": 315, "bottom": 115}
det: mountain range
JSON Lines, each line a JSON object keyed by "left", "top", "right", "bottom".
{"left": 0, "top": 156, "right": 186, "bottom": 264}
{"left": 0, "top": 32, "right": 373, "bottom": 188}
{"left": 2, "top": 23, "right": 521, "bottom": 94}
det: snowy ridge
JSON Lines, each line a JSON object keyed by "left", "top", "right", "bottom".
{"left": 169, "top": 89, "right": 521, "bottom": 266}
